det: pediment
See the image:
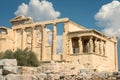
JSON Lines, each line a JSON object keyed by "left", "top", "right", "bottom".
{"left": 10, "top": 15, "right": 26, "bottom": 22}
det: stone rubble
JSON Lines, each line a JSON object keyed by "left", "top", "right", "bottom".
{"left": 0, "top": 59, "right": 119, "bottom": 80}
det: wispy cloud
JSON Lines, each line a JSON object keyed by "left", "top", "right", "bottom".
{"left": 15, "top": 0, "right": 60, "bottom": 22}
{"left": 95, "top": 0, "right": 120, "bottom": 37}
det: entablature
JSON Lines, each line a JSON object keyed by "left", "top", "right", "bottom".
{"left": 12, "top": 18, "right": 69, "bottom": 30}
{"left": 68, "top": 29, "right": 117, "bottom": 43}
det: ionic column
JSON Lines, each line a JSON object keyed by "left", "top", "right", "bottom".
{"left": 41, "top": 24, "right": 46, "bottom": 60}
{"left": 89, "top": 37, "right": 93, "bottom": 53}
{"left": 52, "top": 23, "right": 57, "bottom": 60}
{"left": 78, "top": 37, "right": 83, "bottom": 54}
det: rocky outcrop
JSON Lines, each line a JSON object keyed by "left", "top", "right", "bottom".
{"left": 0, "top": 59, "right": 119, "bottom": 80}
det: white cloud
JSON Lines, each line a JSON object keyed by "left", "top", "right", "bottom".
{"left": 95, "top": 0, "right": 120, "bottom": 37}
{"left": 15, "top": 0, "right": 60, "bottom": 22}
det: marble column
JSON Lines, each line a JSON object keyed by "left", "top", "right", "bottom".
{"left": 89, "top": 37, "right": 93, "bottom": 53}
{"left": 78, "top": 37, "right": 83, "bottom": 54}
{"left": 41, "top": 24, "right": 46, "bottom": 60}
{"left": 52, "top": 23, "right": 57, "bottom": 60}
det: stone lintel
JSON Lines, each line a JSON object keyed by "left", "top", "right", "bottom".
{"left": 68, "top": 30, "right": 117, "bottom": 43}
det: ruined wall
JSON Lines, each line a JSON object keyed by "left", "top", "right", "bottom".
{"left": 64, "top": 53, "right": 116, "bottom": 72}
{"left": 105, "top": 38, "right": 118, "bottom": 71}
{"left": 0, "top": 28, "right": 14, "bottom": 52}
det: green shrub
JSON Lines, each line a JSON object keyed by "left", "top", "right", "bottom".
{"left": 1, "top": 50, "right": 13, "bottom": 59}
{"left": 0, "top": 48, "right": 39, "bottom": 67}
{"left": 13, "top": 48, "right": 28, "bottom": 66}
{"left": 25, "top": 49, "right": 39, "bottom": 67}
{"left": 14, "top": 48, "right": 39, "bottom": 67}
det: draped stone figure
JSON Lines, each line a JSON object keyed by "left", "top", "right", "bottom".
{"left": 94, "top": 39, "right": 98, "bottom": 54}
{"left": 78, "top": 37, "right": 83, "bottom": 54}
{"left": 86, "top": 41, "right": 89, "bottom": 52}
{"left": 95, "top": 40, "right": 100, "bottom": 54}
{"left": 89, "top": 37, "right": 93, "bottom": 53}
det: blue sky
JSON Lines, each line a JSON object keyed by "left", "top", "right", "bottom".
{"left": 1, "top": 0, "right": 120, "bottom": 67}
{"left": 0, "top": 0, "right": 112, "bottom": 28}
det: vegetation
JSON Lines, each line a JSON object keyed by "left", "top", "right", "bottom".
{"left": 0, "top": 48, "right": 39, "bottom": 67}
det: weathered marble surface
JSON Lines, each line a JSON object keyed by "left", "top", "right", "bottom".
{"left": 0, "top": 59, "right": 119, "bottom": 80}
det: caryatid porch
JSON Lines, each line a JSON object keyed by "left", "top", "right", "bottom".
{"left": 68, "top": 30, "right": 106, "bottom": 56}
{"left": 11, "top": 18, "right": 69, "bottom": 61}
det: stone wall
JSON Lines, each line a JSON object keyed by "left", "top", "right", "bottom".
{"left": 0, "top": 59, "right": 119, "bottom": 80}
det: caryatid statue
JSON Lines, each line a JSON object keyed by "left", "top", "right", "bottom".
{"left": 89, "top": 37, "right": 93, "bottom": 53}
{"left": 78, "top": 37, "right": 83, "bottom": 54}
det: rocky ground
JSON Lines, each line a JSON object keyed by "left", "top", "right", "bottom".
{"left": 0, "top": 59, "right": 119, "bottom": 80}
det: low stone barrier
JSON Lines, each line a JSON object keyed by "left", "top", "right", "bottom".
{"left": 0, "top": 59, "right": 119, "bottom": 80}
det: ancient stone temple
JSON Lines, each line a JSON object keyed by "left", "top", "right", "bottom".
{"left": 0, "top": 16, "right": 118, "bottom": 72}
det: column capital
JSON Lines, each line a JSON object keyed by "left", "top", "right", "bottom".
{"left": 90, "top": 36, "right": 93, "bottom": 39}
